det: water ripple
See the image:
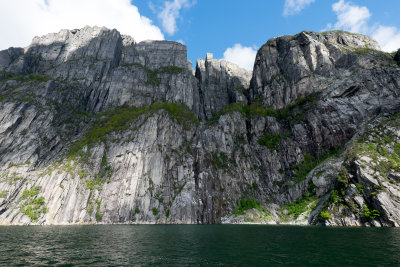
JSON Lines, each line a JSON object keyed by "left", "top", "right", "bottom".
{"left": 0, "top": 225, "right": 399, "bottom": 266}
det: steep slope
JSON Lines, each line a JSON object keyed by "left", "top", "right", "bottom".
{"left": 0, "top": 28, "right": 399, "bottom": 226}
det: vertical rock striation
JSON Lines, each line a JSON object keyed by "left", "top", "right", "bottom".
{"left": 0, "top": 27, "right": 399, "bottom": 226}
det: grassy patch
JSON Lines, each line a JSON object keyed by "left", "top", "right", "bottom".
{"left": 95, "top": 199, "right": 103, "bottom": 222}
{"left": 0, "top": 71, "right": 50, "bottom": 83}
{"left": 361, "top": 204, "right": 380, "bottom": 219}
{"left": 152, "top": 208, "right": 158, "bottom": 216}
{"left": 22, "top": 186, "right": 40, "bottom": 199}
{"left": 320, "top": 211, "right": 331, "bottom": 219}
{"left": 345, "top": 124, "right": 400, "bottom": 177}
{"left": 211, "top": 152, "right": 229, "bottom": 170}
{"left": 69, "top": 102, "right": 198, "bottom": 156}
{"left": 258, "top": 132, "right": 281, "bottom": 150}
{"left": 122, "top": 63, "right": 184, "bottom": 86}
{"left": 206, "top": 102, "right": 247, "bottom": 124}
{"left": 20, "top": 186, "right": 47, "bottom": 222}
{"left": 320, "top": 30, "right": 361, "bottom": 36}
{"left": 0, "top": 190, "right": 8, "bottom": 198}
{"left": 280, "top": 195, "right": 317, "bottom": 221}
{"left": 165, "top": 209, "right": 170, "bottom": 218}
{"left": 160, "top": 66, "right": 184, "bottom": 74}
{"left": 292, "top": 148, "right": 340, "bottom": 183}
{"left": 234, "top": 198, "right": 262, "bottom": 217}
{"left": 131, "top": 207, "right": 140, "bottom": 222}
{"left": 85, "top": 177, "right": 103, "bottom": 190}
{"left": 8, "top": 172, "right": 24, "bottom": 185}
{"left": 206, "top": 94, "right": 318, "bottom": 125}
{"left": 265, "top": 73, "right": 288, "bottom": 86}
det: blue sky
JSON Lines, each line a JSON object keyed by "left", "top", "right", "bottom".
{"left": 1, "top": 0, "right": 400, "bottom": 70}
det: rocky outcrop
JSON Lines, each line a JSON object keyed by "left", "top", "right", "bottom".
{"left": 0, "top": 48, "right": 24, "bottom": 70}
{"left": 394, "top": 48, "right": 400, "bottom": 65}
{"left": 196, "top": 53, "right": 251, "bottom": 120}
{"left": 0, "top": 27, "right": 399, "bottom": 226}
{"left": 317, "top": 117, "right": 400, "bottom": 227}
{"left": 250, "top": 30, "right": 382, "bottom": 108}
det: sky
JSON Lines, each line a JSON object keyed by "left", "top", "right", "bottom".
{"left": 1, "top": 0, "right": 400, "bottom": 70}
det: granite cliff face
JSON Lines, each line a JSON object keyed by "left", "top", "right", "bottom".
{"left": 0, "top": 27, "right": 400, "bottom": 226}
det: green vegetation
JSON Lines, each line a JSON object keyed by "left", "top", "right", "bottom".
{"left": 26, "top": 74, "right": 50, "bottom": 82}
{"left": 265, "top": 73, "right": 288, "bottom": 86}
{"left": 86, "top": 177, "right": 103, "bottom": 190}
{"left": 0, "top": 190, "right": 8, "bottom": 198}
{"left": 131, "top": 207, "right": 140, "bottom": 222}
{"left": 83, "top": 154, "right": 112, "bottom": 191}
{"left": 154, "top": 102, "right": 199, "bottom": 129}
{"left": 69, "top": 102, "right": 199, "bottom": 156}
{"left": 330, "top": 189, "right": 343, "bottom": 203}
{"left": 79, "top": 171, "right": 88, "bottom": 179}
{"left": 206, "top": 102, "right": 247, "bottom": 124}
{"left": 291, "top": 148, "right": 340, "bottom": 183}
{"left": 249, "top": 95, "right": 318, "bottom": 121}
{"left": 122, "top": 63, "right": 184, "bottom": 86}
{"left": 345, "top": 45, "right": 396, "bottom": 66}
{"left": 88, "top": 204, "right": 94, "bottom": 215}
{"left": 8, "top": 172, "right": 24, "bottom": 185}
{"left": 20, "top": 186, "right": 47, "bottom": 222}
{"left": 280, "top": 194, "right": 317, "bottom": 221}
{"left": 8, "top": 161, "right": 30, "bottom": 168}
{"left": 177, "top": 182, "right": 186, "bottom": 195}
{"left": 160, "top": 66, "right": 184, "bottom": 74}
{"left": 207, "top": 94, "right": 318, "bottom": 125}
{"left": 320, "top": 211, "right": 331, "bottom": 219}
{"left": 152, "top": 208, "right": 158, "bottom": 216}
{"left": 234, "top": 197, "right": 263, "bottom": 217}
{"left": 258, "top": 132, "right": 281, "bottom": 150}
{"left": 320, "top": 30, "right": 361, "bottom": 36}
{"left": 345, "top": 120, "right": 400, "bottom": 177}
{"left": 356, "top": 183, "right": 364, "bottom": 193}
{"left": 0, "top": 71, "right": 50, "bottom": 83}
{"left": 361, "top": 204, "right": 380, "bottom": 219}
{"left": 22, "top": 186, "right": 40, "bottom": 199}
{"left": 95, "top": 199, "right": 103, "bottom": 222}
{"left": 211, "top": 152, "right": 229, "bottom": 170}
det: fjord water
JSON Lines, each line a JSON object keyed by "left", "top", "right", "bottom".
{"left": 0, "top": 225, "right": 399, "bottom": 266}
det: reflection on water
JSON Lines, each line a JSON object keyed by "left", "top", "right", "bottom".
{"left": 0, "top": 225, "right": 399, "bottom": 266}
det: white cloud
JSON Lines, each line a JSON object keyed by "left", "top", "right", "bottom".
{"left": 0, "top": 0, "right": 164, "bottom": 50}
{"left": 223, "top": 44, "right": 257, "bottom": 71}
{"left": 372, "top": 26, "right": 400, "bottom": 52}
{"left": 158, "top": 0, "right": 195, "bottom": 35}
{"left": 283, "top": 0, "right": 315, "bottom": 16}
{"left": 331, "top": 0, "right": 371, "bottom": 33}
{"left": 327, "top": 0, "right": 400, "bottom": 52}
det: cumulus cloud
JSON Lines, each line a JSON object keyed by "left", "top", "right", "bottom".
{"left": 283, "top": 0, "right": 315, "bottom": 16}
{"left": 223, "top": 44, "right": 257, "bottom": 71}
{"left": 158, "top": 0, "right": 195, "bottom": 35}
{"left": 372, "top": 26, "right": 400, "bottom": 52}
{"left": 0, "top": 0, "right": 164, "bottom": 50}
{"left": 327, "top": 0, "right": 400, "bottom": 52}
{"left": 331, "top": 0, "right": 371, "bottom": 33}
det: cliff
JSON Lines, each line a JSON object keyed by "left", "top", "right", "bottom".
{"left": 0, "top": 27, "right": 399, "bottom": 226}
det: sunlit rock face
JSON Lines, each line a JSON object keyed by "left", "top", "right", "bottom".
{"left": 0, "top": 27, "right": 399, "bottom": 226}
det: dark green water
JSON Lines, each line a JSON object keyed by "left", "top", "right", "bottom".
{"left": 0, "top": 225, "right": 399, "bottom": 266}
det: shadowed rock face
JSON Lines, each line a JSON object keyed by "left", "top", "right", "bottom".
{"left": 250, "top": 31, "right": 381, "bottom": 108}
{"left": 196, "top": 53, "right": 252, "bottom": 120}
{"left": 0, "top": 27, "right": 399, "bottom": 226}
